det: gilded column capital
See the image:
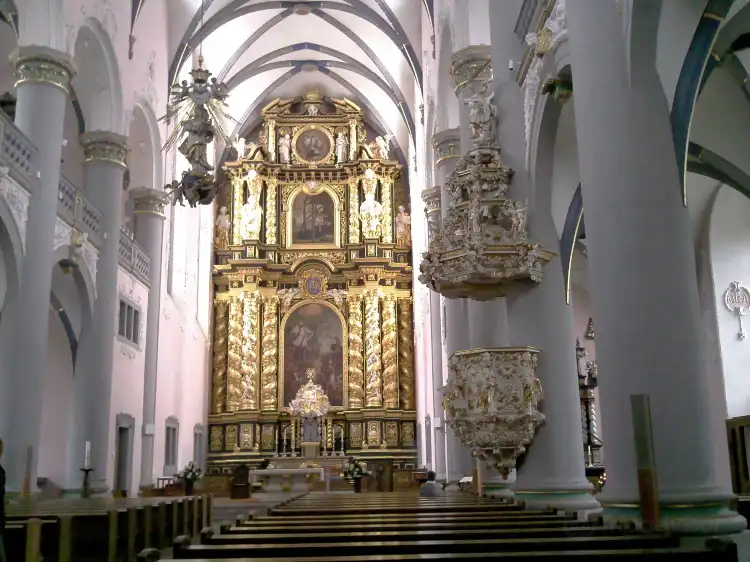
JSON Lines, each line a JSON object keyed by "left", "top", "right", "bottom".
{"left": 451, "top": 44, "right": 492, "bottom": 95}
{"left": 81, "top": 131, "right": 129, "bottom": 169}
{"left": 11, "top": 45, "right": 76, "bottom": 94}
{"left": 130, "top": 187, "right": 167, "bottom": 219}
{"left": 432, "top": 128, "right": 461, "bottom": 168}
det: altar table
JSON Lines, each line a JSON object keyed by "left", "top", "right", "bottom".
{"left": 249, "top": 468, "right": 325, "bottom": 493}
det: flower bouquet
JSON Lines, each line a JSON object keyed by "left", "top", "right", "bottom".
{"left": 343, "top": 459, "right": 371, "bottom": 493}
{"left": 176, "top": 461, "right": 202, "bottom": 495}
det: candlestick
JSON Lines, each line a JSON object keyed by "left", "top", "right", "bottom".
{"left": 84, "top": 441, "right": 91, "bottom": 470}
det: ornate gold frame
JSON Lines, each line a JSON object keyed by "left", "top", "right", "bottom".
{"left": 292, "top": 124, "right": 335, "bottom": 166}
{"left": 285, "top": 184, "right": 342, "bottom": 249}
{"left": 278, "top": 299, "right": 349, "bottom": 412}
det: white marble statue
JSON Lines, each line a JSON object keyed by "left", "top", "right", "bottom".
{"left": 395, "top": 205, "right": 412, "bottom": 248}
{"left": 214, "top": 206, "right": 231, "bottom": 249}
{"left": 466, "top": 83, "right": 497, "bottom": 147}
{"left": 239, "top": 193, "right": 262, "bottom": 240}
{"left": 360, "top": 194, "right": 383, "bottom": 239}
{"left": 279, "top": 133, "right": 291, "bottom": 164}
{"left": 233, "top": 136, "right": 246, "bottom": 159}
{"left": 70, "top": 230, "right": 88, "bottom": 263}
{"left": 375, "top": 135, "right": 392, "bottom": 160}
{"left": 335, "top": 132, "right": 348, "bottom": 164}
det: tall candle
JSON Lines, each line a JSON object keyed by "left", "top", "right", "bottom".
{"left": 84, "top": 441, "right": 91, "bottom": 469}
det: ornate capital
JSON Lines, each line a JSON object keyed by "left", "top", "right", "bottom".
{"left": 81, "top": 131, "right": 129, "bottom": 169}
{"left": 130, "top": 186, "right": 166, "bottom": 219}
{"left": 421, "top": 186, "right": 441, "bottom": 242}
{"left": 451, "top": 45, "right": 492, "bottom": 95}
{"left": 432, "top": 128, "right": 461, "bottom": 167}
{"left": 11, "top": 46, "right": 76, "bottom": 94}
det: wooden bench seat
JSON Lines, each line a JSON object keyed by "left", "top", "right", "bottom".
{"left": 172, "top": 534, "right": 680, "bottom": 559}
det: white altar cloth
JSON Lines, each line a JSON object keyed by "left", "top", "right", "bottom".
{"left": 249, "top": 467, "right": 325, "bottom": 493}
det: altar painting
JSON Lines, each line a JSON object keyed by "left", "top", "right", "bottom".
{"left": 283, "top": 302, "right": 344, "bottom": 407}
{"left": 291, "top": 192, "right": 335, "bottom": 244}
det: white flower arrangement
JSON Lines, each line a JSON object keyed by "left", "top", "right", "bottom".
{"left": 343, "top": 459, "right": 371, "bottom": 479}
{"left": 176, "top": 461, "right": 203, "bottom": 483}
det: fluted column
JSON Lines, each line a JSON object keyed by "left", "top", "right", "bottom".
{"left": 131, "top": 188, "right": 165, "bottom": 488}
{"left": 433, "top": 128, "right": 472, "bottom": 482}
{"left": 567, "top": 0, "right": 742, "bottom": 532}
{"left": 70, "top": 131, "right": 128, "bottom": 489}
{"left": 3, "top": 47, "right": 74, "bottom": 490}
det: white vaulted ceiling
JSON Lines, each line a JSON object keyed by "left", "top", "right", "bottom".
{"left": 165, "top": 0, "right": 424, "bottom": 165}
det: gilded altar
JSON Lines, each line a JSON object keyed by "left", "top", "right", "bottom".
{"left": 208, "top": 91, "right": 417, "bottom": 472}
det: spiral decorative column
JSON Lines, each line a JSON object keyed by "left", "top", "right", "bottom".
{"left": 211, "top": 300, "right": 229, "bottom": 413}
{"left": 260, "top": 295, "right": 279, "bottom": 411}
{"left": 240, "top": 292, "right": 260, "bottom": 410}
{"left": 381, "top": 294, "right": 398, "bottom": 409}
{"left": 397, "top": 297, "right": 415, "bottom": 410}
{"left": 225, "top": 297, "right": 244, "bottom": 412}
{"left": 347, "top": 294, "right": 365, "bottom": 409}
{"left": 364, "top": 289, "right": 383, "bottom": 408}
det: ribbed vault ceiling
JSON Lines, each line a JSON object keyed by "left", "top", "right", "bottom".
{"left": 167, "top": 0, "right": 423, "bottom": 165}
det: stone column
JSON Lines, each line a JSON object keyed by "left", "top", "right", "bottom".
{"left": 131, "top": 188, "right": 166, "bottom": 489}
{"left": 70, "top": 131, "right": 128, "bottom": 489}
{"left": 567, "top": 0, "right": 743, "bottom": 532}
{"left": 432, "top": 128, "right": 473, "bottom": 482}
{"left": 3, "top": 47, "right": 74, "bottom": 490}
{"left": 476, "top": 0, "right": 598, "bottom": 510}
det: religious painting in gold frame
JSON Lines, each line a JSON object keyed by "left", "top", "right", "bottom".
{"left": 279, "top": 299, "right": 349, "bottom": 411}
{"left": 292, "top": 125, "right": 334, "bottom": 165}
{"left": 285, "top": 183, "right": 342, "bottom": 249}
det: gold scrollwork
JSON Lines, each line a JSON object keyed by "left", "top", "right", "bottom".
{"left": 266, "top": 178, "right": 278, "bottom": 244}
{"left": 381, "top": 294, "right": 398, "bottom": 409}
{"left": 367, "top": 420, "right": 381, "bottom": 446}
{"left": 210, "top": 426, "right": 223, "bottom": 452}
{"left": 398, "top": 298, "right": 415, "bottom": 410}
{"left": 261, "top": 295, "right": 279, "bottom": 411}
{"left": 241, "top": 292, "right": 260, "bottom": 410}
{"left": 385, "top": 421, "right": 399, "bottom": 447}
{"left": 401, "top": 422, "right": 415, "bottom": 447}
{"left": 380, "top": 178, "right": 393, "bottom": 244}
{"left": 211, "top": 300, "right": 229, "bottom": 413}
{"left": 350, "top": 422, "right": 363, "bottom": 448}
{"left": 225, "top": 425, "right": 238, "bottom": 451}
{"left": 262, "top": 424, "right": 276, "bottom": 450}
{"left": 226, "top": 298, "right": 244, "bottom": 411}
{"left": 241, "top": 424, "right": 253, "bottom": 449}
{"left": 299, "top": 268, "right": 329, "bottom": 299}
{"left": 347, "top": 294, "right": 365, "bottom": 409}
{"left": 348, "top": 178, "right": 360, "bottom": 244}
{"left": 232, "top": 176, "right": 245, "bottom": 245}
{"left": 364, "top": 290, "right": 383, "bottom": 408}
{"left": 282, "top": 251, "right": 346, "bottom": 268}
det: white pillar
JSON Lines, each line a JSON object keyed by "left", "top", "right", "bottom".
{"left": 70, "top": 131, "right": 128, "bottom": 490}
{"left": 4, "top": 46, "right": 74, "bottom": 490}
{"left": 567, "top": 0, "right": 743, "bottom": 533}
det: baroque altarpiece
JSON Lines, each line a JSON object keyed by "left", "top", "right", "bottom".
{"left": 207, "top": 91, "right": 416, "bottom": 472}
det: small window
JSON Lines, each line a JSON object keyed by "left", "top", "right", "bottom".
{"left": 164, "top": 416, "right": 179, "bottom": 476}
{"left": 118, "top": 298, "right": 141, "bottom": 346}
{"left": 193, "top": 424, "right": 206, "bottom": 469}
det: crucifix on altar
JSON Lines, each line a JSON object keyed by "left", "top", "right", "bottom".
{"left": 289, "top": 368, "right": 331, "bottom": 458}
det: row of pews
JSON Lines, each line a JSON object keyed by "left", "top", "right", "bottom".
{"left": 5, "top": 494, "right": 211, "bottom": 561}
{"left": 139, "top": 492, "right": 740, "bottom": 561}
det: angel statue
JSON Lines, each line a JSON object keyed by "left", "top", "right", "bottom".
{"left": 374, "top": 134, "right": 392, "bottom": 160}
{"left": 279, "top": 133, "right": 291, "bottom": 164}
{"left": 233, "top": 136, "right": 246, "bottom": 160}
{"left": 335, "top": 132, "right": 348, "bottom": 164}
{"left": 214, "top": 206, "right": 231, "bottom": 250}
{"left": 239, "top": 192, "right": 263, "bottom": 240}
{"left": 160, "top": 56, "right": 238, "bottom": 207}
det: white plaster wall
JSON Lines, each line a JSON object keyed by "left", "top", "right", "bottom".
{"left": 550, "top": 102, "right": 579, "bottom": 237}
{"left": 38, "top": 309, "right": 74, "bottom": 486}
{"left": 0, "top": 239, "right": 5, "bottom": 310}
{"left": 710, "top": 186, "right": 750, "bottom": 419}
{"left": 60, "top": 102, "right": 85, "bottom": 189}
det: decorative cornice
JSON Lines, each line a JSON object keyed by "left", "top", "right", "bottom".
{"left": 80, "top": 131, "right": 129, "bottom": 169}
{"left": 450, "top": 45, "right": 492, "bottom": 95}
{"left": 11, "top": 46, "right": 76, "bottom": 94}
{"left": 432, "top": 128, "right": 461, "bottom": 165}
{"left": 130, "top": 186, "right": 167, "bottom": 219}
{"left": 421, "top": 186, "right": 441, "bottom": 208}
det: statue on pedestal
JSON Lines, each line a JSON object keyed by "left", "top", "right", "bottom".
{"left": 360, "top": 195, "right": 383, "bottom": 239}
{"left": 279, "top": 133, "right": 291, "bottom": 164}
{"left": 214, "top": 206, "right": 230, "bottom": 249}
{"left": 335, "top": 132, "right": 348, "bottom": 164}
{"left": 239, "top": 193, "right": 262, "bottom": 240}
{"left": 395, "top": 205, "right": 411, "bottom": 248}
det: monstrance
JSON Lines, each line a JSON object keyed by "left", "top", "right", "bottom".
{"left": 289, "top": 368, "right": 331, "bottom": 418}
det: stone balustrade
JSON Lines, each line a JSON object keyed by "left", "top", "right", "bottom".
{"left": 118, "top": 227, "right": 151, "bottom": 286}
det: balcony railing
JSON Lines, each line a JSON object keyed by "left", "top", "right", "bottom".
{"left": 119, "top": 227, "right": 151, "bottom": 287}
{"left": 0, "top": 109, "right": 151, "bottom": 285}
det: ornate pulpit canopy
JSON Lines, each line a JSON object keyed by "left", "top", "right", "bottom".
{"left": 289, "top": 369, "right": 331, "bottom": 418}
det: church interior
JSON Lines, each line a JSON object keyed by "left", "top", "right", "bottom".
{"left": 4, "top": 0, "right": 750, "bottom": 560}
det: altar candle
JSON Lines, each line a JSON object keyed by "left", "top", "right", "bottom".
{"left": 84, "top": 441, "right": 91, "bottom": 469}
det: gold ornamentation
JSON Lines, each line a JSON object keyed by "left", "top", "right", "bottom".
{"left": 347, "top": 294, "right": 365, "bottom": 409}
{"left": 291, "top": 124, "right": 335, "bottom": 165}
{"left": 81, "top": 131, "right": 129, "bottom": 169}
{"left": 299, "top": 268, "right": 328, "bottom": 299}
{"left": 381, "top": 294, "right": 398, "bottom": 409}
{"left": 401, "top": 423, "right": 415, "bottom": 447}
{"left": 241, "top": 291, "right": 260, "bottom": 410}
{"left": 397, "top": 298, "right": 415, "bottom": 410}
{"left": 266, "top": 178, "right": 278, "bottom": 244}
{"left": 380, "top": 178, "right": 393, "bottom": 244}
{"left": 367, "top": 421, "right": 381, "bottom": 446}
{"left": 261, "top": 296, "right": 279, "bottom": 411}
{"left": 210, "top": 426, "right": 223, "bottom": 451}
{"left": 225, "top": 298, "right": 243, "bottom": 411}
{"left": 290, "top": 369, "right": 331, "bottom": 417}
{"left": 211, "top": 300, "right": 229, "bottom": 413}
{"left": 241, "top": 424, "right": 253, "bottom": 449}
{"left": 232, "top": 176, "right": 244, "bottom": 245}
{"left": 385, "top": 421, "right": 399, "bottom": 447}
{"left": 348, "top": 178, "right": 360, "bottom": 244}
{"left": 350, "top": 422, "right": 363, "bottom": 448}
{"left": 12, "top": 46, "right": 75, "bottom": 93}
{"left": 262, "top": 424, "right": 276, "bottom": 450}
{"left": 225, "top": 425, "right": 238, "bottom": 451}
{"left": 364, "top": 290, "right": 383, "bottom": 408}
{"left": 327, "top": 418, "right": 333, "bottom": 449}
{"left": 281, "top": 250, "right": 346, "bottom": 267}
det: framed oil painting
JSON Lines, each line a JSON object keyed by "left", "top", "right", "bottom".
{"left": 291, "top": 191, "right": 336, "bottom": 244}
{"left": 294, "top": 126, "right": 332, "bottom": 164}
{"left": 283, "top": 303, "right": 345, "bottom": 407}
